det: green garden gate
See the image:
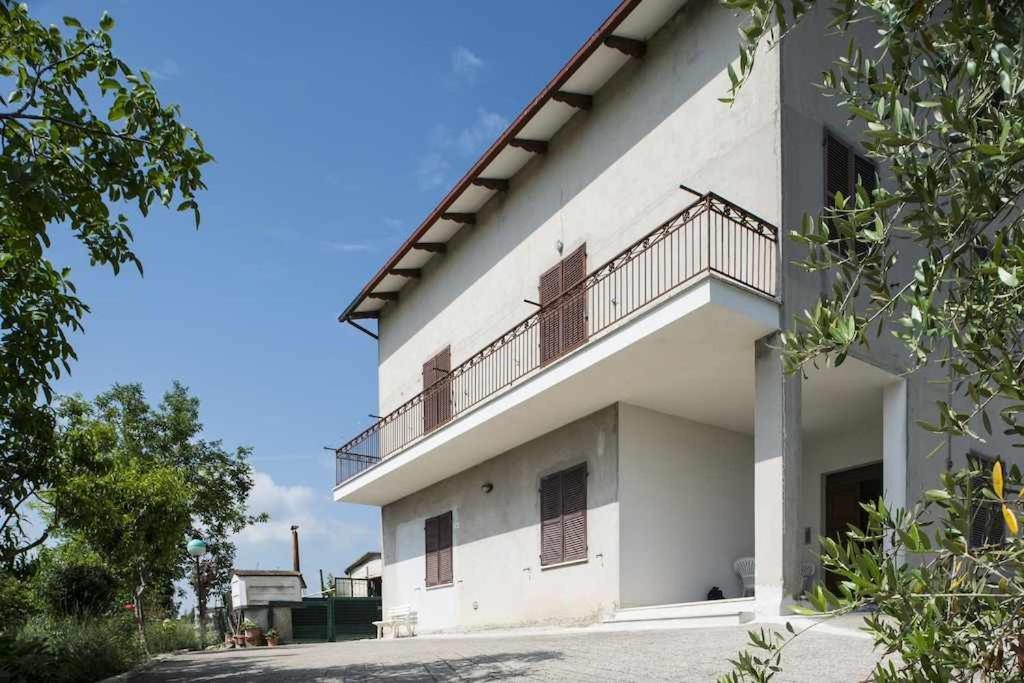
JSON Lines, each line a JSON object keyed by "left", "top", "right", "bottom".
{"left": 284, "top": 596, "right": 382, "bottom": 642}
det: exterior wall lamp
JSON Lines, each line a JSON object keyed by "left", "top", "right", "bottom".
{"left": 481, "top": 483, "right": 494, "bottom": 494}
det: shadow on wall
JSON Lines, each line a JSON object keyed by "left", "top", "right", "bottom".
{"left": 377, "top": 0, "right": 749, "bottom": 369}
{"left": 135, "top": 646, "right": 566, "bottom": 682}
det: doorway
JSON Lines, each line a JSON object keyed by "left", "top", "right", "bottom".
{"left": 824, "top": 462, "right": 883, "bottom": 592}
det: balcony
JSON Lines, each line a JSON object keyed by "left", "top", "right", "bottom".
{"left": 334, "top": 192, "right": 778, "bottom": 492}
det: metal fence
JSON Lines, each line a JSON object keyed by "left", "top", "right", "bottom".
{"left": 335, "top": 192, "right": 777, "bottom": 486}
{"left": 335, "top": 576, "right": 380, "bottom": 598}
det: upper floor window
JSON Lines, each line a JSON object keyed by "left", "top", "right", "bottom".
{"left": 968, "top": 454, "right": 1007, "bottom": 549}
{"left": 824, "top": 130, "right": 877, "bottom": 254}
{"left": 539, "top": 244, "right": 588, "bottom": 365}
{"left": 422, "top": 346, "right": 451, "bottom": 433}
{"left": 425, "top": 510, "right": 453, "bottom": 587}
{"left": 540, "top": 463, "right": 587, "bottom": 566}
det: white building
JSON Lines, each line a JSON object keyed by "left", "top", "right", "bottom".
{"left": 339, "top": 551, "right": 382, "bottom": 598}
{"left": 330, "top": 0, "right": 1016, "bottom": 632}
{"left": 345, "top": 551, "right": 382, "bottom": 581}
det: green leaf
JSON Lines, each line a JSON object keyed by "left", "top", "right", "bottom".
{"left": 99, "top": 12, "right": 115, "bottom": 32}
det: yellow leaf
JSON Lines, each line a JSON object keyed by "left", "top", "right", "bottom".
{"left": 994, "top": 461, "right": 1004, "bottom": 499}
{"left": 1003, "top": 504, "right": 1018, "bottom": 536}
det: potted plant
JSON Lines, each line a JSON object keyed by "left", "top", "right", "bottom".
{"left": 232, "top": 630, "right": 246, "bottom": 648}
{"left": 241, "top": 618, "right": 262, "bottom": 646}
{"left": 265, "top": 628, "right": 280, "bottom": 647}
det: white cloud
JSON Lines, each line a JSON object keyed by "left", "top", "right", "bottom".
{"left": 456, "top": 109, "right": 508, "bottom": 156}
{"left": 234, "top": 472, "right": 368, "bottom": 547}
{"left": 415, "top": 151, "right": 452, "bottom": 190}
{"left": 414, "top": 109, "right": 508, "bottom": 191}
{"left": 320, "top": 240, "right": 375, "bottom": 253}
{"left": 149, "top": 58, "right": 182, "bottom": 81}
{"left": 450, "top": 46, "right": 484, "bottom": 83}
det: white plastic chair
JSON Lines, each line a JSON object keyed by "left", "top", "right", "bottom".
{"left": 733, "top": 556, "right": 755, "bottom": 597}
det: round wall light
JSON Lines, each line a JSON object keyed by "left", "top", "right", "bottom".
{"left": 481, "top": 482, "right": 494, "bottom": 494}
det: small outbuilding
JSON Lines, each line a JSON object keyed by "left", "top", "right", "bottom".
{"left": 339, "top": 551, "right": 382, "bottom": 597}
{"left": 230, "top": 569, "right": 306, "bottom": 642}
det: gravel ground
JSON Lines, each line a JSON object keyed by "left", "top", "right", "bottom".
{"left": 132, "top": 620, "right": 880, "bottom": 682}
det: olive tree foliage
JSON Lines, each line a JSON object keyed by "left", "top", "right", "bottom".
{"left": 716, "top": 0, "right": 1024, "bottom": 680}
{"left": 0, "top": 3, "right": 210, "bottom": 563}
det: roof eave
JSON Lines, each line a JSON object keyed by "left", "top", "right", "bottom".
{"left": 337, "top": 0, "right": 646, "bottom": 325}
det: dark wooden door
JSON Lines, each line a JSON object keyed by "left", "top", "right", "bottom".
{"left": 824, "top": 462, "right": 882, "bottom": 592}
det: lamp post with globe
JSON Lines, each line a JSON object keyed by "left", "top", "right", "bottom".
{"left": 186, "top": 537, "right": 209, "bottom": 648}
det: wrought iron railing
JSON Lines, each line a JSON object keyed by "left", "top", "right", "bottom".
{"left": 335, "top": 192, "right": 778, "bottom": 486}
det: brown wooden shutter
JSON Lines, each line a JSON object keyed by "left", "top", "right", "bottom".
{"left": 561, "top": 464, "right": 587, "bottom": 562}
{"left": 969, "top": 463, "right": 1006, "bottom": 548}
{"left": 422, "top": 347, "right": 451, "bottom": 433}
{"left": 424, "top": 515, "right": 440, "bottom": 587}
{"left": 560, "top": 245, "right": 588, "bottom": 352}
{"left": 422, "top": 358, "right": 437, "bottom": 433}
{"left": 438, "top": 511, "right": 453, "bottom": 585}
{"left": 824, "top": 132, "right": 851, "bottom": 211}
{"left": 539, "top": 263, "right": 563, "bottom": 365}
{"left": 540, "top": 472, "right": 564, "bottom": 566}
{"left": 854, "top": 155, "right": 877, "bottom": 197}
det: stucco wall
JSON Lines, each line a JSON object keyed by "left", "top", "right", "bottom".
{"left": 230, "top": 574, "right": 303, "bottom": 608}
{"left": 375, "top": 0, "right": 783, "bottom": 416}
{"left": 777, "top": 4, "right": 1024, "bottom": 508}
{"left": 617, "top": 404, "right": 754, "bottom": 606}
{"left": 380, "top": 406, "right": 620, "bottom": 632}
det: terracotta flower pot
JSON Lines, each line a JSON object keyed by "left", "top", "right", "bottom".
{"left": 266, "top": 636, "right": 280, "bottom": 647}
{"left": 244, "top": 628, "right": 263, "bottom": 646}
{"left": 232, "top": 634, "right": 246, "bottom": 648}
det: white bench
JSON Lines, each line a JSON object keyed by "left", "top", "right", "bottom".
{"left": 373, "top": 605, "right": 417, "bottom": 639}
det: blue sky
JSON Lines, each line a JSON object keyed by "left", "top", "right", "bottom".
{"left": 32, "top": 1, "right": 620, "bottom": 603}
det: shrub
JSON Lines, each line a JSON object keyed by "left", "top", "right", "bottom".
{"left": 144, "top": 619, "right": 198, "bottom": 654}
{"left": 36, "top": 562, "right": 118, "bottom": 619}
{"left": 0, "top": 574, "right": 37, "bottom": 632}
{"left": 1, "top": 615, "right": 143, "bottom": 683}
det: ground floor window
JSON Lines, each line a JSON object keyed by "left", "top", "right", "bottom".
{"left": 540, "top": 464, "right": 587, "bottom": 566}
{"left": 425, "top": 511, "right": 453, "bottom": 586}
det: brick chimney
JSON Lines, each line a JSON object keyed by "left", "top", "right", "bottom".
{"left": 290, "top": 525, "right": 300, "bottom": 573}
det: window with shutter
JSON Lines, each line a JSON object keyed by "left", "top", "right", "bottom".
{"left": 538, "top": 244, "right": 588, "bottom": 365}
{"left": 968, "top": 455, "right": 1007, "bottom": 549}
{"left": 539, "top": 263, "right": 563, "bottom": 365}
{"left": 824, "top": 130, "right": 877, "bottom": 255}
{"left": 424, "top": 511, "right": 453, "bottom": 587}
{"left": 560, "top": 246, "right": 588, "bottom": 353}
{"left": 438, "top": 510, "right": 453, "bottom": 585}
{"left": 539, "top": 463, "right": 587, "bottom": 566}
{"left": 422, "top": 347, "right": 451, "bottom": 433}
{"left": 424, "top": 515, "right": 439, "bottom": 587}
{"left": 540, "top": 472, "right": 564, "bottom": 566}
{"left": 824, "top": 132, "right": 851, "bottom": 214}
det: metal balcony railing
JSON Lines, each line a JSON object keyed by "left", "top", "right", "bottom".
{"left": 334, "top": 192, "right": 778, "bottom": 486}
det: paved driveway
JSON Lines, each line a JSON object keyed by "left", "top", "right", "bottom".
{"left": 134, "top": 623, "right": 879, "bottom": 682}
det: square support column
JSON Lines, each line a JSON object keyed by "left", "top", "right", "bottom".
{"left": 883, "top": 379, "right": 908, "bottom": 554}
{"left": 754, "top": 334, "right": 802, "bottom": 618}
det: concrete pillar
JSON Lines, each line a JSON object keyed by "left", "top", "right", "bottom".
{"left": 753, "top": 334, "right": 802, "bottom": 617}
{"left": 883, "top": 379, "right": 908, "bottom": 553}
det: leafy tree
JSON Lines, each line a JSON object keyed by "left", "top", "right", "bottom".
{"left": 718, "top": 0, "right": 1024, "bottom": 679}
{"left": 39, "top": 383, "right": 264, "bottom": 646}
{"left": 0, "top": 2, "right": 211, "bottom": 563}
{"left": 54, "top": 452, "right": 190, "bottom": 646}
